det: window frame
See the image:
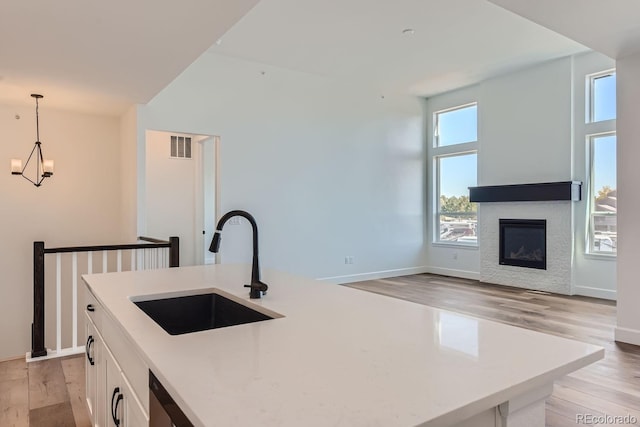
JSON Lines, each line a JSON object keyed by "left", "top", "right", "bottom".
{"left": 435, "top": 151, "right": 478, "bottom": 246}
{"left": 587, "top": 131, "right": 617, "bottom": 255}
{"left": 583, "top": 66, "right": 616, "bottom": 256}
{"left": 432, "top": 102, "right": 479, "bottom": 247}
{"left": 586, "top": 69, "right": 616, "bottom": 124}
{"left": 434, "top": 102, "right": 478, "bottom": 148}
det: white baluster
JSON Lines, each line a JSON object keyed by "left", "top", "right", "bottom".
{"left": 56, "top": 253, "right": 62, "bottom": 353}
{"left": 72, "top": 252, "right": 78, "bottom": 349}
{"left": 102, "top": 251, "right": 107, "bottom": 273}
{"left": 117, "top": 249, "right": 122, "bottom": 272}
{"left": 88, "top": 252, "right": 93, "bottom": 274}
{"left": 131, "top": 249, "right": 136, "bottom": 272}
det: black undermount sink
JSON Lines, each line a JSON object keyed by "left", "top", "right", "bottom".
{"left": 133, "top": 292, "right": 275, "bottom": 335}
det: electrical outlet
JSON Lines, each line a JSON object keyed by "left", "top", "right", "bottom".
{"left": 452, "top": 252, "right": 458, "bottom": 260}
{"left": 344, "top": 256, "right": 355, "bottom": 265}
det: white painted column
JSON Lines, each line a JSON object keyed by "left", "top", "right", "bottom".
{"left": 615, "top": 52, "right": 640, "bottom": 346}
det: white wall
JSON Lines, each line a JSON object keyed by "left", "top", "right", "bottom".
{"left": 120, "top": 105, "right": 139, "bottom": 241}
{"left": 615, "top": 52, "right": 640, "bottom": 345}
{"left": 425, "top": 53, "right": 616, "bottom": 297}
{"left": 0, "top": 103, "right": 124, "bottom": 359}
{"left": 425, "top": 58, "right": 573, "bottom": 279}
{"left": 141, "top": 53, "right": 426, "bottom": 282}
{"left": 480, "top": 58, "right": 573, "bottom": 185}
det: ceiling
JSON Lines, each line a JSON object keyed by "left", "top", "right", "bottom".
{"left": 208, "top": 0, "right": 588, "bottom": 97}
{"left": 0, "top": 0, "right": 260, "bottom": 115}
{"left": 4, "top": 0, "right": 638, "bottom": 117}
{"left": 488, "top": 0, "right": 640, "bottom": 60}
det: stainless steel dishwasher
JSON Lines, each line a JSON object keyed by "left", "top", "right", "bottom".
{"left": 149, "top": 371, "right": 194, "bottom": 427}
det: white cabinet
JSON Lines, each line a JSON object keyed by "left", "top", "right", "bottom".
{"left": 86, "top": 312, "right": 107, "bottom": 427}
{"left": 85, "top": 318, "right": 98, "bottom": 422}
{"left": 85, "top": 287, "right": 149, "bottom": 427}
{"left": 105, "top": 347, "right": 148, "bottom": 427}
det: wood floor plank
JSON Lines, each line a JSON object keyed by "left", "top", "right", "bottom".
{"left": 28, "top": 358, "right": 70, "bottom": 410}
{"left": 29, "top": 401, "right": 76, "bottom": 427}
{"left": 61, "top": 356, "right": 91, "bottom": 427}
{"left": 0, "top": 358, "right": 27, "bottom": 382}
{"left": 0, "top": 377, "right": 29, "bottom": 427}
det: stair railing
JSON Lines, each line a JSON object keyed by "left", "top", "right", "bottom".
{"left": 30, "top": 236, "right": 179, "bottom": 360}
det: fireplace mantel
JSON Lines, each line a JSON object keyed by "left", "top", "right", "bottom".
{"left": 469, "top": 181, "right": 581, "bottom": 203}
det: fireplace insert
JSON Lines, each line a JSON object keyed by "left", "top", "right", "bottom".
{"left": 499, "top": 219, "right": 546, "bottom": 270}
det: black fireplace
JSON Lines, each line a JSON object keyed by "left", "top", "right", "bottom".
{"left": 499, "top": 219, "right": 546, "bottom": 270}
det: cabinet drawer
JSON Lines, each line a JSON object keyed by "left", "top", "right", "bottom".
{"left": 85, "top": 288, "right": 103, "bottom": 330}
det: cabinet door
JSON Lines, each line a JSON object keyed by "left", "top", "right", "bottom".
{"left": 105, "top": 349, "right": 122, "bottom": 427}
{"left": 105, "top": 348, "right": 149, "bottom": 427}
{"left": 86, "top": 317, "right": 107, "bottom": 427}
{"left": 122, "top": 375, "right": 149, "bottom": 427}
{"left": 85, "top": 319, "right": 98, "bottom": 423}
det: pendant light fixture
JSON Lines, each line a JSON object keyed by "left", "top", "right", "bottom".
{"left": 11, "top": 94, "right": 54, "bottom": 187}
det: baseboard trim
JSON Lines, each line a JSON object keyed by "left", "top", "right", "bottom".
{"left": 574, "top": 285, "right": 616, "bottom": 301}
{"left": 614, "top": 327, "right": 640, "bottom": 346}
{"left": 0, "top": 354, "right": 25, "bottom": 363}
{"left": 317, "top": 266, "right": 430, "bottom": 284}
{"left": 424, "top": 266, "right": 480, "bottom": 281}
{"left": 25, "top": 346, "right": 85, "bottom": 363}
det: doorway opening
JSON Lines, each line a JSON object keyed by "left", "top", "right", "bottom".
{"left": 144, "top": 130, "right": 220, "bottom": 266}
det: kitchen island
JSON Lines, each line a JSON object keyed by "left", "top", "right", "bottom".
{"left": 83, "top": 264, "right": 603, "bottom": 426}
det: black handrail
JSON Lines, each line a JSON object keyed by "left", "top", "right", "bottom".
{"left": 31, "top": 236, "right": 179, "bottom": 358}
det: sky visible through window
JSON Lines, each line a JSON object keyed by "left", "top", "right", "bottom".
{"left": 593, "top": 134, "right": 616, "bottom": 192}
{"left": 438, "top": 105, "right": 477, "bottom": 196}
{"left": 592, "top": 73, "right": 616, "bottom": 191}
{"left": 441, "top": 154, "right": 477, "bottom": 196}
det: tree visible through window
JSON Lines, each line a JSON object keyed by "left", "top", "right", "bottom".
{"left": 590, "top": 134, "right": 616, "bottom": 253}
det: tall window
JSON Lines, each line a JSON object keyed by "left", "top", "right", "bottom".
{"left": 587, "top": 70, "right": 616, "bottom": 254}
{"left": 433, "top": 103, "right": 478, "bottom": 245}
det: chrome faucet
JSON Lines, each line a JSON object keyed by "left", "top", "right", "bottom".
{"left": 209, "top": 210, "right": 268, "bottom": 299}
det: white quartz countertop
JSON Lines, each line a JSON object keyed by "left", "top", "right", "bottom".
{"left": 83, "top": 264, "right": 603, "bottom": 427}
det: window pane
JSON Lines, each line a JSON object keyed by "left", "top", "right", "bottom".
{"left": 592, "top": 214, "right": 616, "bottom": 252}
{"left": 592, "top": 135, "right": 616, "bottom": 212}
{"left": 590, "top": 134, "right": 616, "bottom": 253}
{"left": 436, "top": 104, "right": 477, "bottom": 147}
{"left": 591, "top": 73, "right": 616, "bottom": 122}
{"left": 438, "top": 153, "right": 477, "bottom": 243}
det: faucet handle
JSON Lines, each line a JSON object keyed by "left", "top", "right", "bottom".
{"left": 244, "top": 281, "right": 268, "bottom": 298}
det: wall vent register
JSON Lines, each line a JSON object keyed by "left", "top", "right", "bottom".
{"left": 499, "top": 219, "right": 546, "bottom": 270}
{"left": 170, "top": 135, "right": 192, "bottom": 159}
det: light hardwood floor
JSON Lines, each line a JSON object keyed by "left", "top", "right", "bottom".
{"left": 347, "top": 274, "right": 640, "bottom": 427}
{"left": 1, "top": 273, "right": 638, "bottom": 426}
{"left": 0, "top": 355, "right": 90, "bottom": 427}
